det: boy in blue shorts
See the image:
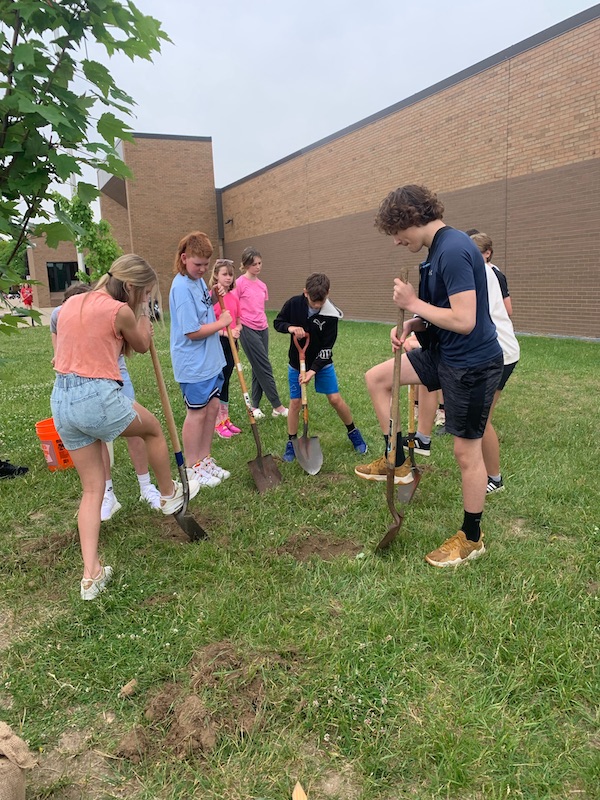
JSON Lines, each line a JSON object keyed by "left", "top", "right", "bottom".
{"left": 274, "top": 272, "right": 367, "bottom": 460}
{"left": 169, "top": 231, "right": 232, "bottom": 487}
{"left": 356, "top": 184, "right": 503, "bottom": 567}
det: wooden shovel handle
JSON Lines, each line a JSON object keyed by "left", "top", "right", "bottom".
{"left": 216, "top": 293, "right": 257, "bottom": 428}
{"left": 149, "top": 338, "right": 183, "bottom": 458}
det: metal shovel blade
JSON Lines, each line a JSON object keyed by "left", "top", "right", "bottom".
{"left": 248, "top": 452, "right": 282, "bottom": 493}
{"left": 293, "top": 434, "right": 323, "bottom": 475}
{"left": 396, "top": 466, "right": 422, "bottom": 503}
{"left": 174, "top": 463, "right": 208, "bottom": 541}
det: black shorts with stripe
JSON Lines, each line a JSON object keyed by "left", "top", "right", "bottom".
{"left": 407, "top": 348, "right": 503, "bottom": 439}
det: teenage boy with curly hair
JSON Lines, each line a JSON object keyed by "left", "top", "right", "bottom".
{"left": 356, "top": 184, "right": 503, "bottom": 567}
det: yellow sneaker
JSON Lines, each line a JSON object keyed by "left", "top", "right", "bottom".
{"left": 354, "top": 455, "right": 413, "bottom": 485}
{"left": 425, "top": 531, "right": 485, "bottom": 568}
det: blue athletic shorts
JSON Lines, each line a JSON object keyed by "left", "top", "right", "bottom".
{"left": 51, "top": 373, "right": 137, "bottom": 450}
{"left": 180, "top": 373, "right": 224, "bottom": 409}
{"left": 288, "top": 363, "right": 339, "bottom": 399}
{"left": 407, "top": 348, "right": 503, "bottom": 439}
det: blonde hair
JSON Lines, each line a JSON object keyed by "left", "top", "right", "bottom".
{"left": 471, "top": 232, "right": 493, "bottom": 262}
{"left": 208, "top": 259, "right": 236, "bottom": 291}
{"left": 173, "top": 231, "right": 213, "bottom": 275}
{"left": 95, "top": 254, "right": 160, "bottom": 357}
{"left": 240, "top": 246, "right": 261, "bottom": 273}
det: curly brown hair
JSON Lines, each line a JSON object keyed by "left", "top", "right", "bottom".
{"left": 374, "top": 184, "right": 444, "bottom": 234}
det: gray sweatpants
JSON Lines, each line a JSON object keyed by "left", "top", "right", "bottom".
{"left": 239, "top": 325, "right": 283, "bottom": 410}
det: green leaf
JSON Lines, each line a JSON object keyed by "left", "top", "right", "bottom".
{"left": 76, "top": 182, "right": 100, "bottom": 205}
{"left": 34, "top": 222, "right": 76, "bottom": 249}
{"left": 97, "top": 112, "right": 133, "bottom": 146}
{"left": 12, "top": 42, "right": 37, "bottom": 68}
{"left": 81, "top": 59, "right": 114, "bottom": 98}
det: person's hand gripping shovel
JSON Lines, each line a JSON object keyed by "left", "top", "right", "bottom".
{"left": 217, "top": 294, "right": 282, "bottom": 493}
{"left": 292, "top": 332, "right": 323, "bottom": 475}
{"left": 376, "top": 270, "right": 411, "bottom": 551}
{"left": 149, "top": 340, "right": 207, "bottom": 541}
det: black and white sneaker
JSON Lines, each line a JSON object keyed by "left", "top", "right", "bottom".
{"left": 0, "top": 459, "right": 28, "bottom": 479}
{"left": 402, "top": 435, "right": 431, "bottom": 457}
{"left": 486, "top": 476, "right": 504, "bottom": 494}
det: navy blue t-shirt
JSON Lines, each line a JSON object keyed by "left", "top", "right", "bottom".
{"left": 419, "top": 227, "right": 502, "bottom": 367}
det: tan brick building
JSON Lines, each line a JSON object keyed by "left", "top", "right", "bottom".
{"left": 27, "top": 6, "right": 599, "bottom": 338}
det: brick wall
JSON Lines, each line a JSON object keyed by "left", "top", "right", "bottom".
{"left": 101, "top": 135, "right": 218, "bottom": 301}
{"left": 221, "top": 15, "right": 600, "bottom": 339}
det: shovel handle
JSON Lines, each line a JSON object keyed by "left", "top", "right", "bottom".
{"left": 149, "top": 339, "right": 183, "bottom": 466}
{"left": 387, "top": 270, "right": 409, "bottom": 469}
{"left": 216, "top": 294, "right": 257, "bottom": 421}
{"left": 294, "top": 333, "right": 310, "bottom": 419}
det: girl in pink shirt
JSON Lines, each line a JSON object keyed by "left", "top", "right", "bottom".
{"left": 209, "top": 258, "right": 242, "bottom": 437}
{"left": 234, "top": 247, "right": 287, "bottom": 419}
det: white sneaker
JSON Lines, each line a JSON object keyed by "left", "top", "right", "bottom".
{"left": 272, "top": 407, "right": 289, "bottom": 418}
{"left": 252, "top": 407, "right": 265, "bottom": 419}
{"left": 188, "top": 465, "right": 220, "bottom": 488}
{"left": 101, "top": 491, "right": 121, "bottom": 522}
{"left": 201, "top": 456, "right": 230, "bottom": 481}
{"left": 160, "top": 478, "right": 200, "bottom": 515}
{"left": 139, "top": 483, "right": 161, "bottom": 510}
{"left": 80, "top": 565, "right": 113, "bottom": 601}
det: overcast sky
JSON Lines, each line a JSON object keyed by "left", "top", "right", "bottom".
{"left": 93, "top": 0, "right": 594, "bottom": 188}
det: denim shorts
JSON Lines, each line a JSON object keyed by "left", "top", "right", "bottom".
{"left": 51, "top": 373, "right": 137, "bottom": 450}
{"left": 407, "top": 348, "right": 503, "bottom": 439}
{"left": 180, "top": 372, "right": 223, "bottom": 409}
{"left": 288, "top": 363, "right": 339, "bottom": 398}
{"left": 118, "top": 355, "right": 135, "bottom": 401}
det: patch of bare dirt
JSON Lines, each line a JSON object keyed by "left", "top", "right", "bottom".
{"left": 277, "top": 531, "right": 363, "bottom": 562}
{"left": 509, "top": 518, "right": 528, "bottom": 537}
{"left": 313, "top": 765, "right": 362, "bottom": 799}
{"left": 18, "top": 530, "right": 77, "bottom": 569}
{"left": 114, "top": 640, "right": 297, "bottom": 765}
{"left": 586, "top": 581, "right": 599, "bottom": 596}
{"left": 28, "top": 728, "right": 116, "bottom": 800}
{"left": 155, "top": 512, "right": 214, "bottom": 544}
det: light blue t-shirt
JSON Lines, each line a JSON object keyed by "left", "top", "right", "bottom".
{"left": 169, "top": 273, "right": 226, "bottom": 383}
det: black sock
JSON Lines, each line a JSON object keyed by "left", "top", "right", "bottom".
{"left": 439, "top": 403, "right": 445, "bottom": 411}
{"left": 383, "top": 432, "right": 404, "bottom": 467}
{"left": 462, "top": 511, "right": 482, "bottom": 542}
{"left": 288, "top": 433, "right": 297, "bottom": 441}
{"left": 346, "top": 422, "right": 356, "bottom": 433}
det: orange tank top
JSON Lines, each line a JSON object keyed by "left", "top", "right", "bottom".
{"left": 54, "top": 291, "right": 126, "bottom": 381}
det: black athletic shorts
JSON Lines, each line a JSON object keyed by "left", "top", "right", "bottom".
{"left": 407, "top": 348, "right": 503, "bottom": 439}
{"left": 498, "top": 360, "right": 518, "bottom": 391}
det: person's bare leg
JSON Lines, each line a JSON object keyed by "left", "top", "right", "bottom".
{"left": 453, "top": 436, "right": 487, "bottom": 513}
{"left": 181, "top": 397, "right": 220, "bottom": 466}
{"left": 327, "top": 392, "right": 352, "bottom": 425}
{"left": 414, "top": 386, "right": 438, "bottom": 437}
{"left": 287, "top": 397, "right": 302, "bottom": 435}
{"left": 100, "top": 442, "right": 111, "bottom": 480}
{"left": 364, "top": 354, "right": 421, "bottom": 432}
{"left": 481, "top": 391, "right": 501, "bottom": 477}
{"left": 119, "top": 403, "right": 173, "bottom": 496}
{"left": 69, "top": 440, "right": 105, "bottom": 579}
{"left": 126, "top": 436, "right": 149, "bottom": 476}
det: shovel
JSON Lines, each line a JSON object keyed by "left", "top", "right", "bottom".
{"left": 396, "top": 382, "right": 423, "bottom": 503}
{"left": 217, "top": 295, "right": 282, "bottom": 493}
{"left": 292, "top": 333, "right": 323, "bottom": 475}
{"left": 149, "top": 339, "right": 208, "bottom": 541}
{"left": 376, "top": 273, "right": 409, "bottom": 551}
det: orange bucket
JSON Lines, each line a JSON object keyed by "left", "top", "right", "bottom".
{"left": 35, "top": 417, "right": 74, "bottom": 471}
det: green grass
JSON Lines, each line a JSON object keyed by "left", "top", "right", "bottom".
{"left": 0, "top": 317, "right": 598, "bottom": 799}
